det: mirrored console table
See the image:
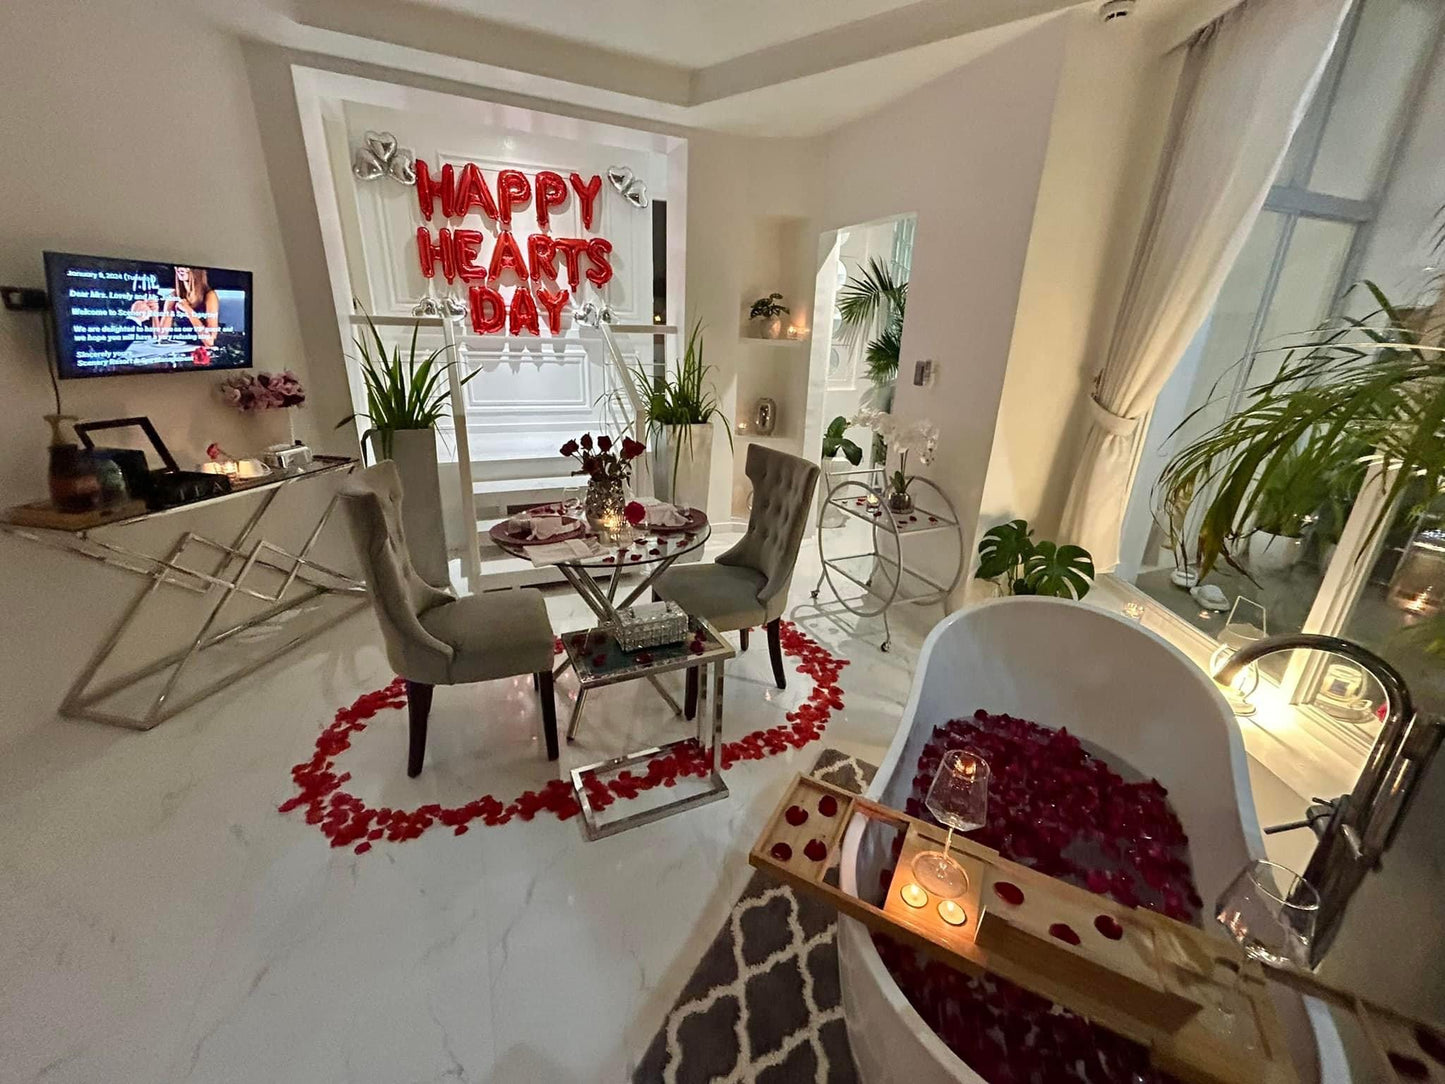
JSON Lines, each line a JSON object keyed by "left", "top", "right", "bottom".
{"left": 0, "top": 456, "right": 366, "bottom": 730}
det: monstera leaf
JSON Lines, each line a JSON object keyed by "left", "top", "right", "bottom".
{"left": 1022, "top": 542, "right": 1095, "bottom": 600}
{"left": 975, "top": 519, "right": 1034, "bottom": 581}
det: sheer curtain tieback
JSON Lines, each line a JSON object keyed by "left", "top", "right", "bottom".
{"left": 1086, "top": 395, "right": 1141, "bottom": 439}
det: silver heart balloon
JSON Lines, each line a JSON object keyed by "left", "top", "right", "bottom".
{"left": 442, "top": 295, "right": 467, "bottom": 319}
{"left": 364, "top": 130, "right": 398, "bottom": 162}
{"left": 621, "top": 178, "right": 649, "bottom": 209}
{"left": 351, "top": 146, "right": 384, "bottom": 181}
{"left": 606, "top": 165, "right": 634, "bottom": 192}
{"left": 388, "top": 148, "right": 416, "bottom": 186}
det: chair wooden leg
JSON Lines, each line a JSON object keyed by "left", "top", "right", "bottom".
{"left": 538, "top": 670, "right": 559, "bottom": 761}
{"left": 406, "top": 680, "right": 434, "bottom": 778}
{"left": 767, "top": 618, "right": 786, "bottom": 690}
{"left": 685, "top": 665, "right": 699, "bottom": 720}
{"left": 739, "top": 627, "right": 750, "bottom": 652}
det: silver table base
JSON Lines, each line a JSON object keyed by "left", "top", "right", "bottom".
{"left": 570, "top": 657, "right": 728, "bottom": 841}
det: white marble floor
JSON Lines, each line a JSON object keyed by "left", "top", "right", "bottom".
{"left": 0, "top": 539, "right": 1316, "bottom": 1084}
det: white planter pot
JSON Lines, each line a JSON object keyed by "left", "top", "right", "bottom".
{"left": 656, "top": 424, "right": 713, "bottom": 514}
{"left": 820, "top": 455, "right": 851, "bottom": 527}
{"left": 365, "top": 427, "right": 448, "bottom": 588}
{"left": 1247, "top": 530, "right": 1303, "bottom": 574}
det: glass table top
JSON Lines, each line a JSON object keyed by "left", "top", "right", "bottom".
{"left": 492, "top": 504, "right": 711, "bottom": 569}
{"left": 561, "top": 617, "right": 734, "bottom": 690}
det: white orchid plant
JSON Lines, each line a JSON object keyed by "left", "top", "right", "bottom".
{"left": 850, "top": 409, "right": 939, "bottom": 498}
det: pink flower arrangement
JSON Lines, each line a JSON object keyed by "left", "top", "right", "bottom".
{"left": 219, "top": 370, "right": 306, "bottom": 413}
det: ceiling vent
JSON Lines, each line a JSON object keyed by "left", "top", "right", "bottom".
{"left": 1100, "top": 0, "right": 1135, "bottom": 21}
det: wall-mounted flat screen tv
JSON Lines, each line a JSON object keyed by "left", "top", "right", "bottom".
{"left": 44, "top": 251, "right": 253, "bottom": 379}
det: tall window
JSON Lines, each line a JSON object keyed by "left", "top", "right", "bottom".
{"left": 1122, "top": 0, "right": 1445, "bottom": 743}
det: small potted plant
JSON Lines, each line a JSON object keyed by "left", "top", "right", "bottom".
{"left": 974, "top": 519, "right": 1095, "bottom": 600}
{"left": 820, "top": 416, "right": 862, "bottom": 527}
{"left": 748, "top": 293, "right": 790, "bottom": 339}
{"left": 852, "top": 409, "right": 938, "bottom": 513}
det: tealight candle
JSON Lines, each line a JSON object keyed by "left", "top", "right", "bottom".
{"left": 899, "top": 882, "right": 927, "bottom": 908}
{"left": 937, "top": 900, "right": 967, "bottom": 927}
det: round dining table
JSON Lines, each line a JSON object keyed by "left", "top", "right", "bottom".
{"left": 489, "top": 503, "right": 711, "bottom": 717}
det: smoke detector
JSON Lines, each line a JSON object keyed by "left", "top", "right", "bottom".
{"left": 1099, "top": 0, "right": 1135, "bottom": 21}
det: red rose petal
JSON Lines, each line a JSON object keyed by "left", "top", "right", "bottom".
{"left": 1048, "top": 922, "right": 1081, "bottom": 946}
{"left": 1094, "top": 915, "right": 1124, "bottom": 941}
{"left": 592, "top": 654, "right": 607, "bottom": 666}
{"left": 785, "top": 805, "right": 808, "bottom": 826}
{"left": 993, "top": 881, "right": 1025, "bottom": 906}
{"left": 804, "top": 839, "right": 827, "bottom": 862}
{"left": 818, "top": 794, "right": 839, "bottom": 817}
{"left": 770, "top": 841, "right": 792, "bottom": 861}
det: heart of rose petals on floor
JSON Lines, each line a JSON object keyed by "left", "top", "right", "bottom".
{"left": 279, "top": 621, "right": 849, "bottom": 852}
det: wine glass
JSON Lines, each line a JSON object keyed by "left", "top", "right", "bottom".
{"left": 562, "top": 486, "right": 583, "bottom": 521}
{"left": 911, "top": 750, "right": 989, "bottom": 898}
{"left": 1213, "top": 860, "right": 1318, "bottom": 1034}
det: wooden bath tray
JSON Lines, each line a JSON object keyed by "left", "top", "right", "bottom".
{"left": 749, "top": 773, "right": 1298, "bottom": 1084}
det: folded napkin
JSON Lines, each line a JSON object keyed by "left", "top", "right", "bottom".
{"left": 636, "top": 496, "right": 688, "bottom": 528}
{"left": 526, "top": 538, "right": 603, "bottom": 567}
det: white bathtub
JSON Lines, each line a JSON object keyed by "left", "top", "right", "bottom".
{"left": 838, "top": 597, "right": 1348, "bottom": 1083}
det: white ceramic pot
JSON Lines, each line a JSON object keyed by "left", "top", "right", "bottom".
{"left": 820, "top": 455, "right": 851, "bottom": 527}
{"left": 365, "top": 426, "right": 448, "bottom": 589}
{"left": 1248, "top": 530, "right": 1303, "bottom": 574}
{"left": 750, "top": 315, "right": 784, "bottom": 339}
{"left": 657, "top": 423, "right": 713, "bottom": 514}
{"left": 837, "top": 598, "right": 1346, "bottom": 1084}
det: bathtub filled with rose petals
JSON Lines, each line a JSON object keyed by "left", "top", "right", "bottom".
{"left": 837, "top": 598, "right": 1346, "bottom": 1084}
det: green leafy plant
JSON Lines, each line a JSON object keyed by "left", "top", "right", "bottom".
{"left": 822, "top": 416, "right": 862, "bottom": 465}
{"left": 1157, "top": 281, "right": 1445, "bottom": 583}
{"left": 336, "top": 303, "right": 478, "bottom": 460}
{"left": 749, "top": 293, "right": 790, "bottom": 320}
{"left": 974, "top": 519, "right": 1095, "bottom": 599}
{"left": 627, "top": 320, "right": 733, "bottom": 484}
{"left": 838, "top": 256, "right": 907, "bottom": 387}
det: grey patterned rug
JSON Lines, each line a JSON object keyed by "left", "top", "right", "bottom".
{"left": 633, "top": 748, "right": 876, "bottom": 1084}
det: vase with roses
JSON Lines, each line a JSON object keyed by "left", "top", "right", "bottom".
{"left": 560, "top": 432, "right": 646, "bottom": 535}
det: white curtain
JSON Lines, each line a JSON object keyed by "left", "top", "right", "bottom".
{"left": 1058, "top": 0, "right": 1352, "bottom": 570}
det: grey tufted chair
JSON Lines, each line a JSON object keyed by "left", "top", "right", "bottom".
{"left": 655, "top": 444, "right": 819, "bottom": 716}
{"left": 340, "top": 462, "right": 559, "bottom": 775}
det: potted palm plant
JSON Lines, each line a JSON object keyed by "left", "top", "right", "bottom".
{"left": 838, "top": 257, "right": 908, "bottom": 411}
{"left": 337, "top": 304, "right": 480, "bottom": 586}
{"left": 629, "top": 321, "right": 732, "bottom": 512}
{"left": 1158, "top": 283, "right": 1444, "bottom": 628}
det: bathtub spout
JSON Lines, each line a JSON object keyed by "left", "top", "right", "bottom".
{"left": 1213, "top": 633, "right": 1442, "bottom": 968}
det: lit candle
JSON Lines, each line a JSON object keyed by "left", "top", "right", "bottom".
{"left": 938, "top": 900, "right": 967, "bottom": 927}
{"left": 900, "top": 882, "right": 927, "bottom": 908}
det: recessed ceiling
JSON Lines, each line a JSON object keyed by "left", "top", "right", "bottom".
{"left": 404, "top": 0, "right": 922, "bottom": 67}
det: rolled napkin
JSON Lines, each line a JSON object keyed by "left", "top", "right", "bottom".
{"left": 508, "top": 513, "right": 572, "bottom": 541}
{"left": 636, "top": 496, "right": 688, "bottom": 528}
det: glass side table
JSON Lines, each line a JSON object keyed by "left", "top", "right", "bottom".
{"left": 562, "top": 616, "right": 735, "bottom": 840}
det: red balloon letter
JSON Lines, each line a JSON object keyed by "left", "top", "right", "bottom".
{"left": 528, "top": 235, "right": 558, "bottom": 282}
{"left": 535, "top": 170, "right": 568, "bottom": 231}
{"left": 453, "top": 230, "right": 486, "bottom": 282}
{"left": 415, "top": 160, "right": 455, "bottom": 221}
{"left": 509, "top": 286, "right": 541, "bottom": 336}
{"left": 488, "top": 232, "right": 530, "bottom": 283}
{"left": 536, "top": 287, "right": 570, "bottom": 334}
{"left": 469, "top": 284, "right": 506, "bottom": 334}
{"left": 585, "top": 238, "right": 614, "bottom": 287}
{"left": 496, "top": 170, "right": 531, "bottom": 229}
{"left": 452, "top": 163, "right": 499, "bottom": 222}
{"left": 552, "top": 237, "right": 589, "bottom": 290}
{"left": 416, "top": 227, "right": 456, "bottom": 282}
{"left": 569, "top": 173, "right": 602, "bottom": 230}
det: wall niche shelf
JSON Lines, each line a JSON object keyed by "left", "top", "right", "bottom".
{"left": 740, "top": 335, "right": 810, "bottom": 346}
